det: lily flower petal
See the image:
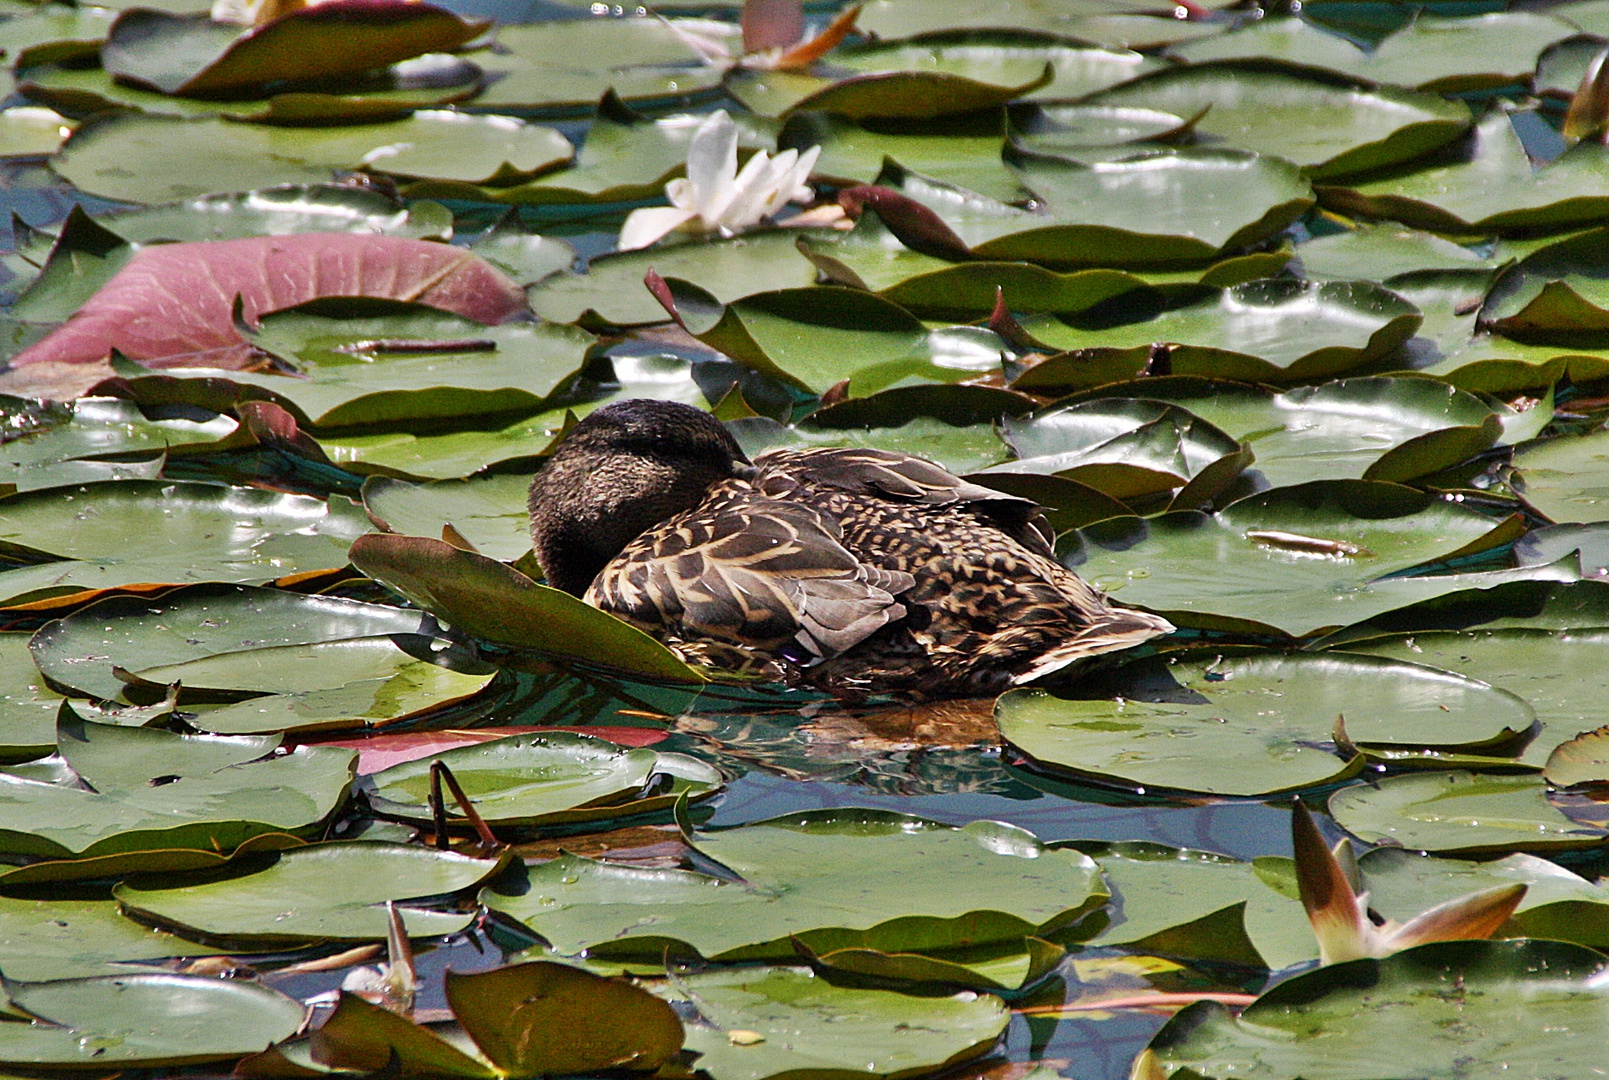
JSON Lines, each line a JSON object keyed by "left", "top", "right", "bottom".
{"left": 1292, "top": 800, "right": 1376, "bottom": 965}
{"left": 685, "top": 110, "right": 741, "bottom": 216}
{"left": 759, "top": 143, "right": 819, "bottom": 217}
{"left": 1384, "top": 883, "right": 1527, "bottom": 952}
{"left": 618, "top": 206, "right": 699, "bottom": 251}
{"left": 721, "top": 148, "right": 797, "bottom": 227}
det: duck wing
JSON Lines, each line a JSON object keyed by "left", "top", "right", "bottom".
{"left": 587, "top": 492, "right": 916, "bottom": 665}
{"left": 753, "top": 447, "right": 1056, "bottom": 555}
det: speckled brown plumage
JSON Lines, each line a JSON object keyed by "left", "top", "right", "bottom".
{"left": 528, "top": 400, "right": 1172, "bottom": 699}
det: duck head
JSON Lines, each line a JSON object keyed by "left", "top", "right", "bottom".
{"left": 527, "top": 399, "right": 753, "bottom": 595}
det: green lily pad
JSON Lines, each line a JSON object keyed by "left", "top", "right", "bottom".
{"left": 1077, "top": 62, "right": 1471, "bottom": 180}
{"left": 0, "top": 632, "right": 61, "bottom": 764}
{"left": 1358, "top": 12, "right": 1578, "bottom": 92}
{"left": 10, "top": 185, "right": 450, "bottom": 269}
{"left": 1512, "top": 426, "right": 1609, "bottom": 522}
{"left": 0, "top": 396, "right": 233, "bottom": 485}
{"left": 724, "top": 61, "right": 1053, "bottom": 121}
{"left": 0, "top": 896, "right": 226, "bottom": 981}
{"left": 785, "top": 113, "right": 1028, "bottom": 205}
{"left": 0, "top": 481, "right": 368, "bottom": 606}
{"left": 798, "top": 936, "right": 1065, "bottom": 993}
{"left": 1069, "top": 376, "right": 1505, "bottom": 488}
{"left": 1066, "top": 841, "right": 1316, "bottom": 971}
{"left": 364, "top": 730, "right": 721, "bottom": 828}
{"left": 0, "top": 714, "right": 354, "bottom": 859}
{"left": 527, "top": 230, "right": 821, "bottom": 328}
{"left": 1360, "top": 846, "right": 1609, "bottom": 949}
{"left": 410, "top": 96, "right": 773, "bottom": 206}
{"left": 165, "top": 649, "right": 497, "bottom": 736}
{"left": 462, "top": 216, "right": 576, "bottom": 287}
{"left": 469, "top": 18, "right": 731, "bottom": 113}
{"left": 213, "top": 304, "right": 593, "bottom": 431}
{"left": 0, "top": 973, "right": 304, "bottom": 1068}
{"left": 1544, "top": 724, "right": 1609, "bottom": 786}
{"left": 100, "top": 3, "right": 487, "bottom": 98}
{"left": 1319, "top": 110, "right": 1609, "bottom": 236}
{"left": 347, "top": 532, "right": 708, "bottom": 684}
{"left": 735, "top": 414, "right": 1012, "bottom": 476}
{"left": 664, "top": 967, "right": 1009, "bottom": 1080}
{"left": 1061, "top": 480, "right": 1529, "bottom": 637}
{"left": 30, "top": 583, "right": 436, "bottom": 703}
{"left": 21, "top": 53, "right": 486, "bottom": 124}
{"left": 1012, "top": 280, "right": 1422, "bottom": 387}
{"left": 485, "top": 811, "right": 1107, "bottom": 961}
{"left": 825, "top": 30, "right": 1161, "bottom": 104}
{"left": 1379, "top": 270, "right": 1593, "bottom": 394}
{"left": 998, "top": 650, "right": 1531, "bottom": 796}
{"left": 53, "top": 111, "right": 573, "bottom": 204}
{"left": 856, "top": 0, "right": 1229, "bottom": 48}
{"left": 798, "top": 215, "right": 1291, "bottom": 320}
{"left": 362, "top": 473, "right": 531, "bottom": 562}
{"left": 989, "top": 398, "right": 1250, "bottom": 509}
{"left": 1328, "top": 770, "right": 1606, "bottom": 854}
{"left": 0, "top": 105, "right": 71, "bottom": 158}
{"left": 1166, "top": 15, "right": 1378, "bottom": 70}
{"left": 316, "top": 405, "right": 572, "bottom": 481}
{"left": 864, "top": 151, "right": 1312, "bottom": 270}
{"left": 115, "top": 840, "right": 504, "bottom": 944}
{"left": 1481, "top": 225, "right": 1609, "bottom": 346}
{"left": 1150, "top": 940, "right": 1609, "bottom": 1080}
{"left": 657, "top": 277, "right": 1004, "bottom": 395}
{"left": 1295, "top": 224, "right": 1498, "bottom": 282}
{"left": 1337, "top": 629, "right": 1609, "bottom": 767}
{"left": 0, "top": 5, "right": 116, "bottom": 69}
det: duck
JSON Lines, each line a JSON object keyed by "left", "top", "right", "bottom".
{"left": 526, "top": 398, "right": 1173, "bottom": 699}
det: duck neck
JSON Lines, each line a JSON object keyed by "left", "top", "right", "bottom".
{"left": 529, "top": 447, "right": 737, "bottom": 596}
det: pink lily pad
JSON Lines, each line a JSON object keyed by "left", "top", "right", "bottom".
{"left": 8, "top": 233, "right": 528, "bottom": 377}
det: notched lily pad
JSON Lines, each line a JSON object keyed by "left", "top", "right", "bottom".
{"left": 116, "top": 840, "right": 506, "bottom": 944}
{"left": 1150, "top": 940, "right": 1609, "bottom": 1080}
{"left": 999, "top": 650, "right": 1531, "bottom": 796}
{"left": 1012, "top": 279, "right": 1422, "bottom": 387}
{"left": 856, "top": 153, "right": 1313, "bottom": 270}
{"left": 665, "top": 967, "right": 1009, "bottom": 1080}
{"left": 1078, "top": 61, "right": 1471, "bottom": 180}
{"left": 0, "top": 973, "right": 305, "bottom": 1068}
{"left": 485, "top": 810, "right": 1107, "bottom": 961}
{"left": 1320, "top": 110, "right": 1609, "bottom": 236}
{"left": 1061, "top": 480, "right": 1531, "bottom": 637}
{"left": 363, "top": 730, "right": 721, "bottom": 830}
{"left": 1329, "top": 770, "right": 1607, "bottom": 854}
{"left": 988, "top": 398, "right": 1251, "bottom": 511}
{"left": 0, "top": 712, "right": 355, "bottom": 860}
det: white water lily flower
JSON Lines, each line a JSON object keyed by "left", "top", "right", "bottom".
{"left": 618, "top": 110, "right": 821, "bottom": 251}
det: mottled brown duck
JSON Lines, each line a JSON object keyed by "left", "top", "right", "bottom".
{"left": 527, "top": 399, "right": 1172, "bottom": 699}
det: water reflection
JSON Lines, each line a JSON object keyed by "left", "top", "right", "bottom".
{"left": 446, "top": 662, "right": 1297, "bottom": 863}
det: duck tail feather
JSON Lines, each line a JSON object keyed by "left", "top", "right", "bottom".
{"left": 1011, "top": 610, "right": 1174, "bottom": 685}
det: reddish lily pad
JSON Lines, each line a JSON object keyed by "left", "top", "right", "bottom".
{"left": 102, "top": 2, "right": 488, "bottom": 99}
{"left": 7, "top": 233, "right": 526, "bottom": 375}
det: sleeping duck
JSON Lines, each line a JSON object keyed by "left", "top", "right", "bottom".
{"left": 527, "top": 399, "right": 1172, "bottom": 699}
